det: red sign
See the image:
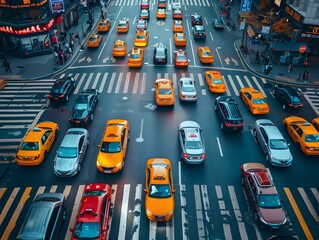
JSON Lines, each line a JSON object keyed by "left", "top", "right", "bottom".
{"left": 0, "top": 19, "right": 54, "bottom": 35}
{"left": 299, "top": 45, "right": 307, "bottom": 53}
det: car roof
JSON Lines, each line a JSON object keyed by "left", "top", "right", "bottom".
{"left": 103, "top": 119, "right": 127, "bottom": 141}
{"left": 184, "top": 128, "right": 201, "bottom": 141}
{"left": 256, "top": 120, "right": 284, "bottom": 140}
{"left": 148, "top": 158, "right": 171, "bottom": 184}
{"left": 194, "top": 25, "right": 204, "bottom": 30}
{"left": 180, "top": 78, "right": 194, "bottom": 85}
{"left": 60, "top": 129, "right": 86, "bottom": 147}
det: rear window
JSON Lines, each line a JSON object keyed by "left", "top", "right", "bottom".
{"left": 21, "top": 142, "right": 39, "bottom": 150}
{"left": 74, "top": 222, "right": 100, "bottom": 239}
{"left": 186, "top": 140, "right": 202, "bottom": 149}
{"left": 158, "top": 89, "right": 172, "bottom": 95}
{"left": 252, "top": 98, "right": 267, "bottom": 104}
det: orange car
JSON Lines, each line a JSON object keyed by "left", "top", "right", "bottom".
{"left": 240, "top": 87, "right": 269, "bottom": 114}
{"left": 156, "top": 8, "right": 166, "bottom": 19}
{"left": 284, "top": 116, "right": 319, "bottom": 155}
{"left": 158, "top": 0, "right": 166, "bottom": 8}
{"left": 312, "top": 117, "right": 319, "bottom": 131}
{"left": 97, "top": 19, "right": 111, "bottom": 32}
{"left": 134, "top": 29, "right": 149, "bottom": 47}
{"left": 112, "top": 40, "right": 127, "bottom": 57}
{"left": 197, "top": 47, "right": 214, "bottom": 64}
{"left": 174, "top": 49, "right": 188, "bottom": 68}
{"left": 172, "top": 20, "right": 184, "bottom": 33}
{"left": 16, "top": 121, "right": 59, "bottom": 166}
{"left": 204, "top": 71, "right": 225, "bottom": 93}
{"left": 96, "top": 119, "right": 130, "bottom": 173}
{"left": 155, "top": 78, "right": 175, "bottom": 106}
{"left": 128, "top": 47, "right": 144, "bottom": 67}
{"left": 117, "top": 19, "right": 129, "bottom": 33}
{"left": 174, "top": 33, "right": 186, "bottom": 47}
{"left": 86, "top": 34, "right": 102, "bottom": 48}
{"left": 144, "top": 158, "right": 176, "bottom": 221}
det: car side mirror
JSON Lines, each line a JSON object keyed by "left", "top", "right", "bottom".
{"left": 98, "top": 144, "right": 101, "bottom": 148}
{"left": 79, "top": 151, "right": 83, "bottom": 154}
{"left": 172, "top": 189, "right": 176, "bottom": 193}
{"left": 144, "top": 189, "right": 147, "bottom": 193}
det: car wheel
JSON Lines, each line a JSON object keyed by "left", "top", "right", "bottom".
{"left": 247, "top": 105, "right": 250, "bottom": 112}
{"left": 253, "top": 212, "right": 259, "bottom": 222}
{"left": 240, "top": 176, "right": 245, "bottom": 186}
{"left": 65, "top": 95, "right": 69, "bottom": 102}
{"left": 73, "top": 82, "right": 76, "bottom": 88}
{"left": 220, "top": 122, "right": 224, "bottom": 130}
{"left": 282, "top": 104, "right": 286, "bottom": 110}
{"left": 96, "top": 94, "right": 99, "bottom": 102}
{"left": 122, "top": 160, "right": 125, "bottom": 169}
{"left": 271, "top": 89, "right": 275, "bottom": 95}
{"left": 283, "top": 123, "right": 288, "bottom": 131}
{"left": 44, "top": 151, "right": 48, "bottom": 160}
{"left": 180, "top": 151, "right": 184, "bottom": 160}
{"left": 55, "top": 129, "right": 59, "bottom": 137}
{"left": 252, "top": 129, "right": 257, "bottom": 138}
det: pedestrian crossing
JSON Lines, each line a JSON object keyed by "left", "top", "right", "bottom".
{"left": 111, "top": 0, "right": 212, "bottom": 7}
{"left": 0, "top": 183, "right": 317, "bottom": 239}
{"left": 303, "top": 87, "right": 319, "bottom": 116}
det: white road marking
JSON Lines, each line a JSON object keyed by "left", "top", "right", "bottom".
{"left": 118, "top": 184, "right": 130, "bottom": 240}
{"left": 216, "top": 137, "right": 223, "bottom": 157}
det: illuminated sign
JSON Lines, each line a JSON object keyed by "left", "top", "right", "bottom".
{"left": 50, "top": 0, "right": 64, "bottom": 14}
{"left": 240, "top": 0, "right": 252, "bottom": 12}
{"left": 0, "top": 0, "right": 47, "bottom": 8}
{"left": 303, "top": 24, "right": 319, "bottom": 35}
{"left": 0, "top": 19, "right": 54, "bottom": 35}
{"left": 285, "top": 5, "right": 304, "bottom": 23}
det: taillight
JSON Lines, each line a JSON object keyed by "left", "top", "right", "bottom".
{"left": 180, "top": 94, "right": 185, "bottom": 98}
{"left": 193, "top": 94, "right": 197, "bottom": 98}
{"left": 200, "top": 154, "right": 206, "bottom": 159}
{"left": 35, "top": 154, "right": 40, "bottom": 159}
{"left": 183, "top": 153, "right": 189, "bottom": 159}
{"left": 60, "top": 94, "right": 65, "bottom": 98}
{"left": 48, "top": 94, "right": 52, "bottom": 98}
{"left": 84, "top": 117, "right": 89, "bottom": 122}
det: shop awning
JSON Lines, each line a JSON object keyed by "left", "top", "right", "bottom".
{"left": 270, "top": 41, "right": 311, "bottom": 53}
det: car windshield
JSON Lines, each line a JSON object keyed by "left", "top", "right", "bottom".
{"left": 149, "top": 184, "right": 171, "bottom": 198}
{"left": 84, "top": 190, "right": 106, "bottom": 197}
{"left": 177, "top": 35, "right": 184, "bottom": 40}
{"left": 212, "top": 79, "right": 223, "bottom": 84}
{"left": 258, "top": 194, "right": 282, "bottom": 208}
{"left": 20, "top": 142, "right": 39, "bottom": 150}
{"left": 89, "top": 37, "right": 97, "bottom": 41}
{"left": 99, "top": 22, "right": 107, "bottom": 26}
{"left": 186, "top": 140, "right": 202, "bottom": 149}
{"left": 73, "top": 222, "right": 100, "bottom": 239}
{"left": 101, "top": 142, "right": 121, "bottom": 153}
{"left": 215, "top": 19, "right": 222, "bottom": 24}
{"left": 130, "top": 53, "right": 140, "bottom": 59}
{"left": 114, "top": 45, "right": 123, "bottom": 49}
{"left": 202, "top": 51, "right": 212, "bottom": 56}
{"left": 136, "top": 35, "right": 145, "bottom": 39}
{"left": 252, "top": 98, "right": 266, "bottom": 104}
{"left": 119, "top": 22, "right": 126, "bottom": 27}
{"left": 182, "top": 86, "right": 195, "bottom": 92}
{"left": 175, "top": 22, "right": 182, "bottom": 26}
{"left": 74, "top": 103, "right": 88, "bottom": 110}
{"left": 305, "top": 134, "right": 319, "bottom": 142}
{"left": 270, "top": 139, "right": 288, "bottom": 149}
{"left": 58, "top": 147, "right": 77, "bottom": 158}
{"left": 177, "top": 55, "right": 186, "bottom": 61}
{"left": 158, "top": 89, "right": 172, "bottom": 95}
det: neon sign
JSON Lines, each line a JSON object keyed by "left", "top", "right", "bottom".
{"left": 0, "top": 19, "right": 54, "bottom": 34}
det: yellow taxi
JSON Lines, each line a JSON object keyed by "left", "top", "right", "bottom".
{"left": 97, "top": 19, "right": 111, "bottom": 32}
{"left": 174, "top": 33, "right": 186, "bottom": 47}
{"left": 117, "top": 19, "right": 129, "bottom": 33}
{"left": 112, "top": 40, "right": 127, "bottom": 57}
{"left": 134, "top": 29, "right": 149, "bottom": 47}
{"left": 284, "top": 116, "right": 319, "bottom": 155}
{"left": 312, "top": 117, "right": 319, "bottom": 131}
{"left": 156, "top": 8, "right": 166, "bottom": 19}
{"left": 204, "top": 71, "right": 225, "bottom": 93}
{"left": 172, "top": 20, "right": 184, "bottom": 33}
{"left": 16, "top": 121, "right": 59, "bottom": 166}
{"left": 86, "top": 34, "right": 102, "bottom": 48}
{"left": 158, "top": 0, "right": 166, "bottom": 8}
{"left": 144, "top": 158, "right": 175, "bottom": 221}
{"left": 197, "top": 47, "right": 214, "bottom": 64}
{"left": 240, "top": 88, "right": 269, "bottom": 114}
{"left": 96, "top": 119, "right": 130, "bottom": 173}
{"left": 154, "top": 78, "right": 175, "bottom": 106}
{"left": 174, "top": 49, "right": 188, "bottom": 68}
{"left": 128, "top": 47, "right": 144, "bottom": 67}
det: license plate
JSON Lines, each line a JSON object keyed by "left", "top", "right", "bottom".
{"left": 233, "top": 127, "right": 238, "bottom": 130}
{"left": 192, "top": 157, "right": 198, "bottom": 159}
{"left": 259, "top": 108, "right": 263, "bottom": 110}
{"left": 55, "top": 97, "right": 59, "bottom": 100}
{"left": 76, "top": 120, "right": 80, "bottom": 123}
{"left": 104, "top": 170, "right": 111, "bottom": 173}
{"left": 163, "top": 99, "right": 168, "bottom": 102}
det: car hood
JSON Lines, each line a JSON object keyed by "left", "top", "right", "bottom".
{"left": 70, "top": 109, "right": 88, "bottom": 120}
{"left": 145, "top": 196, "right": 174, "bottom": 215}
{"left": 97, "top": 152, "right": 122, "bottom": 167}
{"left": 270, "top": 148, "right": 292, "bottom": 161}
{"left": 260, "top": 207, "right": 286, "bottom": 225}
{"left": 55, "top": 157, "right": 78, "bottom": 171}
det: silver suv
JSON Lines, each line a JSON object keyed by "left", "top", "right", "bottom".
{"left": 253, "top": 119, "right": 293, "bottom": 167}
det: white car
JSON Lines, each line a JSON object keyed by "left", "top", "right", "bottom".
{"left": 54, "top": 128, "right": 89, "bottom": 177}
{"left": 178, "top": 78, "right": 197, "bottom": 101}
{"left": 172, "top": 0, "right": 181, "bottom": 10}
{"left": 136, "top": 19, "right": 147, "bottom": 30}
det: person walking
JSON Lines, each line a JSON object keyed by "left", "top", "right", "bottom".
{"left": 302, "top": 70, "right": 307, "bottom": 81}
{"left": 3, "top": 59, "right": 11, "bottom": 73}
{"left": 255, "top": 50, "right": 260, "bottom": 64}
{"left": 305, "top": 71, "right": 310, "bottom": 81}
{"left": 288, "top": 64, "right": 293, "bottom": 73}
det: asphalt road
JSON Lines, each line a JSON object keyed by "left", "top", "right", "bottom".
{"left": 1, "top": 0, "right": 319, "bottom": 239}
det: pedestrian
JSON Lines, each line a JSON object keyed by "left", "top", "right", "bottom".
{"left": 265, "top": 41, "right": 270, "bottom": 52}
{"left": 288, "top": 64, "right": 293, "bottom": 73}
{"left": 75, "top": 34, "right": 80, "bottom": 44}
{"left": 265, "top": 55, "right": 270, "bottom": 65}
{"left": 305, "top": 71, "right": 310, "bottom": 81}
{"left": 2, "top": 59, "right": 11, "bottom": 73}
{"left": 302, "top": 70, "right": 306, "bottom": 81}
{"left": 255, "top": 50, "right": 260, "bottom": 64}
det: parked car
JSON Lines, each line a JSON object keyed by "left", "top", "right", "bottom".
{"left": 54, "top": 128, "right": 89, "bottom": 177}
{"left": 253, "top": 119, "right": 293, "bottom": 167}
{"left": 240, "top": 163, "right": 287, "bottom": 229}
{"left": 48, "top": 77, "right": 76, "bottom": 102}
{"left": 272, "top": 84, "right": 303, "bottom": 110}
{"left": 178, "top": 121, "right": 205, "bottom": 163}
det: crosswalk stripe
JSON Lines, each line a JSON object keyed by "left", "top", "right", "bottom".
{"left": 157, "top": 73, "right": 161, "bottom": 79}
{"left": 215, "top": 185, "right": 232, "bottom": 239}
{"left": 149, "top": 220, "right": 156, "bottom": 240}
{"left": 133, "top": 73, "right": 140, "bottom": 94}
{"left": 227, "top": 75, "right": 239, "bottom": 96}
{"left": 141, "top": 72, "right": 147, "bottom": 94}
{"left": 107, "top": 72, "right": 117, "bottom": 94}
{"left": 172, "top": 73, "right": 177, "bottom": 90}
{"left": 99, "top": 72, "right": 108, "bottom": 93}
{"left": 0, "top": 188, "right": 19, "bottom": 225}
{"left": 123, "top": 72, "right": 131, "bottom": 94}
{"left": 0, "top": 188, "right": 7, "bottom": 200}
{"left": 65, "top": 185, "right": 85, "bottom": 240}
{"left": 298, "top": 187, "right": 319, "bottom": 222}
{"left": 251, "top": 76, "right": 267, "bottom": 97}
{"left": 118, "top": 184, "right": 130, "bottom": 240}
{"left": 131, "top": 184, "right": 142, "bottom": 240}
{"left": 49, "top": 185, "right": 58, "bottom": 193}
{"left": 180, "top": 184, "right": 188, "bottom": 240}
{"left": 201, "top": 185, "right": 213, "bottom": 230}
{"left": 235, "top": 75, "right": 245, "bottom": 89}
{"left": 74, "top": 73, "right": 87, "bottom": 94}
{"left": 0, "top": 138, "right": 22, "bottom": 143}
{"left": 107, "top": 184, "right": 118, "bottom": 240}
{"left": 0, "top": 113, "right": 36, "bottom": 117}
{"left": 167, "top": 218, "right": 175, "bottom": 240}
{"left": 5, "top": 86, "right": 52, "bottom": 90}
{"left": 83, "top": 72, "right": 94, "bottom": 90}
{"left": 63, "top": 185, "right": 72, "bottom": 200}
{"left": 311, "top": 188, "right": 319, "bottom": 205}
{"left": 194, "top": 185, "right": 205, "bottom": 238}
{"left": 243, "top": 75, "right": 253, "bottom": 88}
{"left": 34, "top": 186, "right": 45, "bottom": 199}
{"left": 115, "top": 72, "right": 124, "bottom": 94}
{"left": 2, "top": 187, "right": 32, "bottom": 240}
{"left": 92, "top": 72, "right": 101, "bottom": 89}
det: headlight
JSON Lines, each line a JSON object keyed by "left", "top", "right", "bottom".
{"left": 115, "top": 162, "right": 122, "bottom": 168}
{"left": 146, "top": 209, "right": 152, "bottom": 215}
{"left": 259, "top": 216, "right": 268, "bottom": 225}
{"left": 96, "top": 161, "right": 101, "bottom": 167}
{"left": 166, "top": 210, "right": 174, "bottom": 216}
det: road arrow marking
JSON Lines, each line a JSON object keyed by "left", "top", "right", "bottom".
{"left": 231, "top": 58, "right": 239, "bottom": 65}
{"left": 78, "top": 57, "right": 86, "bottom": 63}
{"left": 224, "top": 57, "right": 230, "bottom": 65}
{"left": 103, "top": 56, "right": 109, "bottom": 63}
{"left": 86, "top": 57, "right": 92, "bottom": 63}
{"left": 111, "top": 57, "right": 116, "bottom": 63}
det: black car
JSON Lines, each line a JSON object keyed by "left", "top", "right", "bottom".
{"left": 48, "top": 77, "right": 76, "bottom": 102}
{"left": 272, "top": 84, "right": 303, "bottom": 110}
{"left": 213, "top": 18, "right": 224, "bottom": 29}
{"left": 191, "top": 13, "right": 202, "bottom": 26}
{"left": 68, "top": 89, "right": 99, "bottom": 126}
{"left": 214, "top": 96, "right": 244, "bottom": 131}
{"left": 192, "top": 25, "right": 206, "bottom": 40}
{"left": 153, "top": 43, "right": 167, "bottom": 64}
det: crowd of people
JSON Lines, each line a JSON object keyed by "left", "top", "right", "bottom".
{"left": 53, "top": 32, "right": 81, "bottom": 65}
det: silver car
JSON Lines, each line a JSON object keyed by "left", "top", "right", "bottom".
{"left": 54, "top": 128, "right": 89, "bottom": 177}
{"left": 253, "top": 119, "right": 293, "bottom": 167}
{"left": 178, "top": 121, "right": 205, "bottom": 164}
{"left": 178, "top": 78, "right": 197, "bottom": 101}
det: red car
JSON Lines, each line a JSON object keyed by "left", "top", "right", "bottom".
{"left": 140, "top": 0, "right": 149, "bottom": 9}
{"left": 191, "top": 13, "right": 202, "bottom": 26}
{"left": 240, "top": 163, "right": 287, "bottom": 229}
{"left": 174, "top": 49, "right": 188, "bottom": 68}
{"left": 70, "top": 183, "right": 112, "bottom": 240}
